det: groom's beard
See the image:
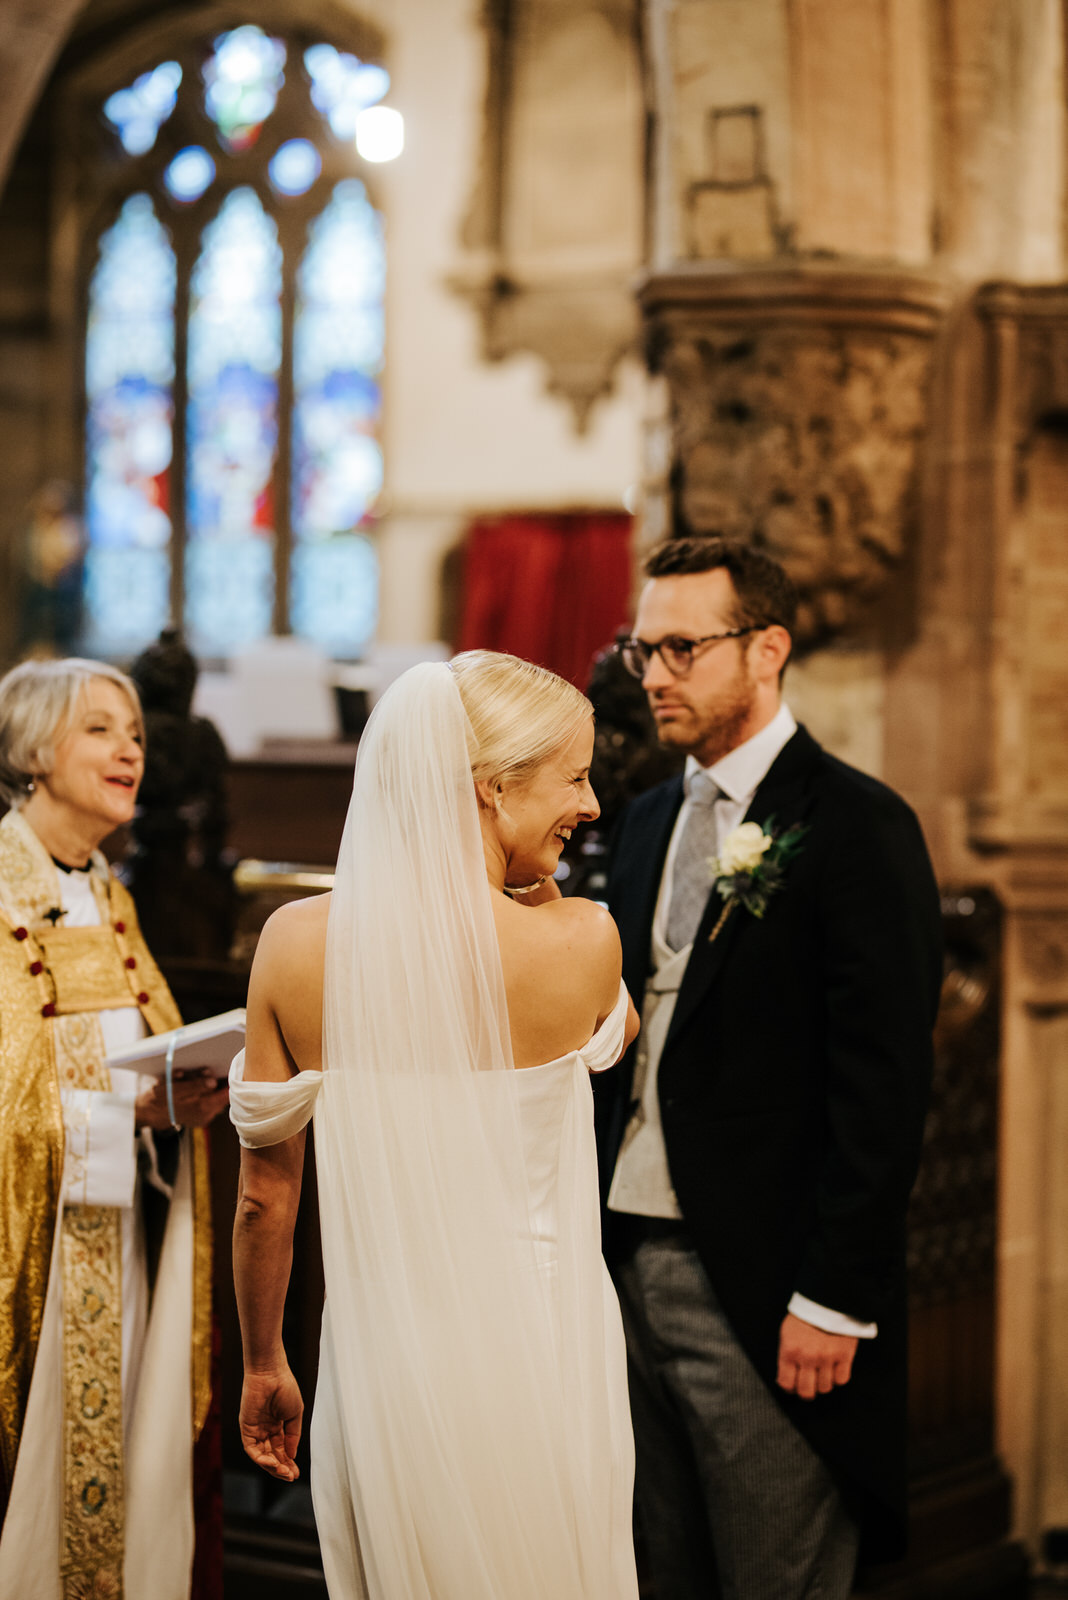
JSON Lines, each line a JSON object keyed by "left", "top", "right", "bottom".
{"left": 648, "top": 666, "right": 757, "bottom": 767}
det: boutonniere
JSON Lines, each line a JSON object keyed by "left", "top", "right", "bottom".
{"left": 706, "top": 817, "right": 807, "bottom": 942}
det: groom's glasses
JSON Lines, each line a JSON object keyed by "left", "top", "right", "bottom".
{"left": 617, "top": 628, "right": 758, "bottom": 681}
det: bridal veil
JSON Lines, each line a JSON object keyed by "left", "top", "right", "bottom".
{"left": 314, "top": 662, "right": 620, "bottom": 1599}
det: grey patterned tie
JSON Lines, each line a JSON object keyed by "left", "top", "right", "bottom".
{"left": 666, "top": 770, "right": 721, "bottom": 952}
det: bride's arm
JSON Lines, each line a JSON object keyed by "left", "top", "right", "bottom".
{"left": 234, "top": 1136, "right": 306, "bottom": 1479}
{"left": 232, "top": 915, "right": 313, "bottom": 1480}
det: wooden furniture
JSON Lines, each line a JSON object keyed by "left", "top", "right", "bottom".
{"left": 226, "top": 743, "right": 357, "bottom": 866}
{"left": 858, "top": 890, "right": 1027, "bottom": 1596}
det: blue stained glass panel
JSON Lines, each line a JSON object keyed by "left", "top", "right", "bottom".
{"left": 186, "top": 187, "right": 282, "bottom": 656}
{"left": 84, "top": 547, "right": 172, "bottom": 655}
{"left": 268, "top": 138, "right": 321, "bottom": 197}
{"left": 304, "top": 44, "right": 389, "bottom": 142}
{"left": 290, "top": 180, "right": 384, "bottom": 655}
{"left": 204, "top": 26, "right": 285, "bottom": 153}
{"left": 104, "top": 62, "right": 182, "bottom": 155}
{"left": 164, "top": 146, "right": 216, "bottom": 203}
{"left": 184, "top": 538, "right": 275, "bottom": 653}
{"left": 84, "top": 194, "right": 175, "bottom": 654}
{"left": 290, "top": 536, "right": 377, "bottom": 657}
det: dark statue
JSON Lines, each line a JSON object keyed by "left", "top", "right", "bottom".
{"left": 125, "top": 628, "right": 236, "bottom": 962}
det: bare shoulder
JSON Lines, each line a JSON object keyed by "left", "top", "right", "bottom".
{"left": 499, "top": 893, "right": 622, "bottom": 1054}
{"left": 534, "top": 894, "right": 620, "bottom": 959}
{"left": 254, "top": 894, "right": 331, "bottom": 976}
{"left": 247, "top": 895, "right": 331, "bottom": 1077}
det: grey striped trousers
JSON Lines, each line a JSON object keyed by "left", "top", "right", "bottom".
{"left": 611, "top": 1221, "right": 859, "bottom": 1600}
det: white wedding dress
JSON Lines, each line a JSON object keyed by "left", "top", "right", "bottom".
{"left": 229, "top": 982, "right": 637, "bottom": 1600}
{"left": 230, "top": 663, "right": 639, "bottom": 1600}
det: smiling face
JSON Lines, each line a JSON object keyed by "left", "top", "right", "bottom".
{"left": 494, "top": 716, "right": 599, "bottom": 887}
{"left": 634, "top": 567, "right": 788, "bottom": 767}
{"left": 40, "top": 678, "right": 145, "bottom": 838}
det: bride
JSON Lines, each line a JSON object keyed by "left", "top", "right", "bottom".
{"left": 229, "top": 651, "right": 641, "bottom": 1599}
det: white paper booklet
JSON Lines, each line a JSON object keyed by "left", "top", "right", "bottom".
{"left": 105, "top": 1008, "right": 246, "bottom": 1080}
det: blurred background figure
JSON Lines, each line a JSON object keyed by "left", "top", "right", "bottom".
{"left": 16, "top": 481, "right": 86, "bottom": 658}
{"left": 127, "top": 626, "right": 236, "bottom": 963}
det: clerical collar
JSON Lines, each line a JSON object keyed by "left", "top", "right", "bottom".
{"left": 51, "top": 855, "right": 92, "bottom": 875}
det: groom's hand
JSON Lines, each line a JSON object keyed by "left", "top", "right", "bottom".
{"left": 776, "top": 1313, "right": 857, "bottom": 1400}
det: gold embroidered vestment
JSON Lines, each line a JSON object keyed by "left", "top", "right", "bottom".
{"left": 0, "top": 810, "right": 212, "bottom": 1596}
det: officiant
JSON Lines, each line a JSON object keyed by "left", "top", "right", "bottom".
{"left": 0, "top": 656, "right": 229, "bottom": 1600}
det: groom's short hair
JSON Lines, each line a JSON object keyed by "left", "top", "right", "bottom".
{"left": 643, "top": 536, "right": 798, "bottom": 637}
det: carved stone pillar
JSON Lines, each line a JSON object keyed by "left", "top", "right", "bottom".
{"left": 964, "top": 285, "right": 1068, "bottom": 1557}
{"left": 638, "top": 265, "right": 949, "bottom": 646}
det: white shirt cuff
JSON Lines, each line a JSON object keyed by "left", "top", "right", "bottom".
{"left": 61, "top": 1089, "right": 138, "bottom": 1209}
{"left": 788, "top": 1291, "right": 878, "bottom": 1340}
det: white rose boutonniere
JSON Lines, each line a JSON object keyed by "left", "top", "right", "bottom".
{"left": 706, "top": 816, "right": 808, "bottom": 942}
{"left": 716, "top": 821, "right": 773, "bottom": 876}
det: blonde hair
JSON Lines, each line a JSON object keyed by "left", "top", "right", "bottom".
{"left": 0, "top": 657, "right": 144, "bottom": 807}
{"left": 449, "top": 651, "right": 591, "bottom": 787}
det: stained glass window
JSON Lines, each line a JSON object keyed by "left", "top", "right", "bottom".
{"left": 290, "top": 181, "right": 384, "bottom": 655}
{"left": 185, "top": 189, "right": 283, "bottom": 656}
{"left": 85, "top": 32, "right": 392, "bottom": 663}
{"left": 103, "top": 62, "right": 182, "bottom": 155}
{"left": 304, "top": 44, "right": 389, "bottom": 142}
{"left": 203, "top": 26, "right": 286, "bottom": 152}
{"left": 84, "top": 196, "right": 175, "bottom": 654}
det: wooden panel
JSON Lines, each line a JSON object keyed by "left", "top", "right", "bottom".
{"left": 226, "top": 750, "right": 357, "bottom": 866}
{"left": 859, "top": 888, "right": 1027, "bottom": 1593}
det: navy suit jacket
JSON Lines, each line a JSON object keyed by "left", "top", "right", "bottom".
{"left": 599, "top": 725, "right": 943, "bottom": 1561}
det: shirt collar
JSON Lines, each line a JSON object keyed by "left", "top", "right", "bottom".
{"left": 684, "top": 702, "right": 798, "bottom": 806}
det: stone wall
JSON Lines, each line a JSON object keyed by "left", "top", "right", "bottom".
{"left": 639, "top": 0, "right": 1068, "bottom": 1571}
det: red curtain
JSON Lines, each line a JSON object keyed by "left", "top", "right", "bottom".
{"left": 457, "top": 512, "right": 632, "bottom": 687}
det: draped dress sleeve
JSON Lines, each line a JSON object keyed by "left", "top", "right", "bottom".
{"left": 228, "top": 1049, "right": 323, "bottom": 1148}
{"left": 579, "top": 981, "right": 629, "bottom": 1075}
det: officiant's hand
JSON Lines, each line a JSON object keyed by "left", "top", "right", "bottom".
{"left": 240, "top": 1366, "right": 304, "bottom": 1481}
{"left": 135, "top": 1068, "right": 229, "bottom": 1130}
{"left": 776, "top": 1313, "right": 857, "bottom": 1400}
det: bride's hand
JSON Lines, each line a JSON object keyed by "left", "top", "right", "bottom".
{"left": 239, "top": 1366, "right": 304, "bottom": 1480}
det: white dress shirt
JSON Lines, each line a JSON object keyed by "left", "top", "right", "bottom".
{"left": 609, "top": 703, "right": 877, "bottom": 1341}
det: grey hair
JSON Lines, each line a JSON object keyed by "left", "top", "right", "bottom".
{"left": 449, "top": 650, "right": 591, "bottom": 788}
{"left": 0, "top": 657, "right": 144, "bottom": 807}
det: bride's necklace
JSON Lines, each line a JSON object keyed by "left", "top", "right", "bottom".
{"left": 504, "top": 876, "right": 547, "bottom": 898}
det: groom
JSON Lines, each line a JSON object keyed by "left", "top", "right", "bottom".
{"left": 599, "top": 537, "right": 942, "bottom": 1599}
